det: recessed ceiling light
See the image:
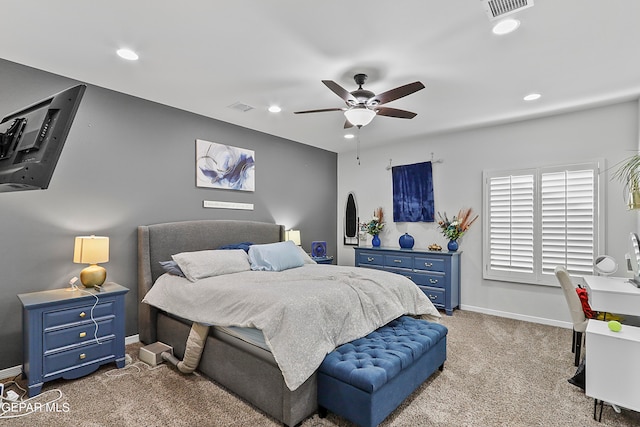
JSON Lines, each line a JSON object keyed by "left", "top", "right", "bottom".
{"left": 268, "top": 105, "right": 282, "bottom": 113}
{"left": 344, "top": 134, "right": 355, "bottom": 139}
{"left": 523, "top": 93, "right": 541, "bottom": 101}
{"left": 116, "top": 48, "right": 139, "bottom": 61}
{"left": 492, "top": 18, "right": 520, "bottom": 35}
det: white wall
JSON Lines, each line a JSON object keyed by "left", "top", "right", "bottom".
{"left": 337, "top": 101, "right": 638, "bottom": 327}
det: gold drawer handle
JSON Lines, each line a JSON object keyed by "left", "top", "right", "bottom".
{"left": 367, "top": 257, "right": 374, "bottom": 262}
{"left": 429, "top": 279, "right": 439, "bottom": 284}
{"left": 79, "top": 312, "right": 86, "bottom": 318}
{"left": 79, "top": 332, "right": 87, "bottom": 338}
{"left": 79, "top": 353, "right": 86, "bottom": 360}
{"left": 424, "top": 262, "right": 433, "bottom": 267}
{"left": 428, "top": 295, "right": 438, "bottom": 300}
{"left": 393, "top": 259, "right": 402, "bottom": 263}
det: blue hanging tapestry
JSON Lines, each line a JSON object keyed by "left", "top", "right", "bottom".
{"left": 392, "top": 161, "right": 434, "bottom": 222}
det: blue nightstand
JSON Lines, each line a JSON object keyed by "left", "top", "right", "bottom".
{"left": 18, "top": 282, "right": 128, "bottom": 397}
{"left": 313, "top": 256, "right": 334, "bottom": 265}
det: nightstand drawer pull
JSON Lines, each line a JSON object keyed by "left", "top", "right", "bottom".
{"left": 79, "top": 353, "right": 86, "bottom": 360}
{"left": 367, "top": 257, "right": 374, "bottom": 262}
{"left": 424, "top": 262, "right": 433, "bottom": 267}
{"left": 79, "top": 332, "right": 87, "bottom": 338}
{"left": 393, "top": 259, "right": 402, "bottom": 263}
{"left": 79, "top": 312, "right": 86, "bottom": 318}
{"left": 428, "top": 294, "right": 438, "bottom": 300}
{"left": 429, "top": 278, "right": 439, "bottom": 284}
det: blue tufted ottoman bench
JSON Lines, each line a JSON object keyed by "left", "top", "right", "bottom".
{"left": 317, "top": 316, "right": 447, "bottom": 427}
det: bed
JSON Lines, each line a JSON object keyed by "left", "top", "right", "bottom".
{"left": 137, "top": 220, "right": 439, "bottom": 426}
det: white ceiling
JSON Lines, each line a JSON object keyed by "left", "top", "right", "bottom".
{"left": 1, "top": 1, "right": 640, "bottom": 153}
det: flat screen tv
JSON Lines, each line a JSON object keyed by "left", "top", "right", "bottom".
{"left": 0, "top": 84, "right": 86, "bottom": 192}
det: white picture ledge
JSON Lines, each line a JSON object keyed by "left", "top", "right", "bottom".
{"left": 203, "top": 200, "right": 254, "bottom": 210}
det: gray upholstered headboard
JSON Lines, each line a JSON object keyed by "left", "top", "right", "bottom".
{"left": 137, "top": 220, "right": 284, "bottom": 343}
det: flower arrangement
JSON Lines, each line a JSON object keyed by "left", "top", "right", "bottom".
{"left": 437, "top": 208, "right": 478, "bottom": 241}
{"left": 361, "top": 207, "right": 385, "bottom": 236}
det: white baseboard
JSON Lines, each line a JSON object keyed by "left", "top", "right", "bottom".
{"left": 0, "top": 365, "right": 21, "bottom": 381}
{"left": 1, "top": 334, "right": 141, "bottom": 380}
{"left": 460, "top": 304, "right": 573, "bottom": 329}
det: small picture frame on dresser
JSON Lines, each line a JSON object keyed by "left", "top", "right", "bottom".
{"left": 311, "top": 241, "right": 327, "bottom": 258}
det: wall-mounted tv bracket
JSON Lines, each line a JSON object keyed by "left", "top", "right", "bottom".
{"left": 0, "top": 118, "right": 27, "bottom": 160}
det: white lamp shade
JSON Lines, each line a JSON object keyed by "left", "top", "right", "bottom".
{"left": 344, "top": 108, "right": 376, "bottom": 127}
{"left": 73, "top": 235, "right": 109, "bottom": 264}
{"left": 285, "top": 229, "right": 301, "bottom": 246}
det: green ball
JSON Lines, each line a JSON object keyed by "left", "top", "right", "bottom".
{"left": 608, "top": 320, "right": 622, "bottom": 332}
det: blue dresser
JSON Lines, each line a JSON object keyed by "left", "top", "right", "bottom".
{"left": 18, "top": 282, "right": 128, "bottom": 397}
{"left": 354, "top": 247, "right": 461, "bottom": 315}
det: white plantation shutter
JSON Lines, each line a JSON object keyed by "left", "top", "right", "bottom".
{"left": 541, "top": 169, "right": 595, "bottom": 276}
{"left": 488, "top": 174, "right": 534, "bottom": 276}
{"left": 483, "top": 162, "right": 602, "bottom": 286}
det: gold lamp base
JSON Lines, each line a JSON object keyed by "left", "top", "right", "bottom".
{"left": 628, "top": 188, "right": 640, "bottom": 210}
{"left": 80, "top": 264, "right": 107, "bottom": 288}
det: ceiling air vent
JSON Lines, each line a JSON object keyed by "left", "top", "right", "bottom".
{"left": 227, "top": 102, "right": 254, "bottom": 113}
{"left": 481, "top": 0, "right": 534, "bottom": 21}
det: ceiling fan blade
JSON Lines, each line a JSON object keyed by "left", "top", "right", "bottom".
{"left": 375, "top": 107, "right": 417, "bottom": 119}
{"left": 373, "top": 81, "right": 425, "bottom": 105}
{"left": 322, "top": 80, "right": 357, "bottom": 103}
{"left": 294, "top": 107, "right": 345, "bottom": 114}
{"left": 344, "top": 120, "right": 354, "bottom": 129}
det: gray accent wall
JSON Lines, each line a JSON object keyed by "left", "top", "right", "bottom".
{"left": 0, "top": 59, "right": 337, "bottom": 369}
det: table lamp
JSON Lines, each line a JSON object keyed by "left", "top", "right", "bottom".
{"left": 73, "top": 235, "right": 109, "bottom": 287}
{"left": 285, "top": 229, "right": 301, "bottom": 246}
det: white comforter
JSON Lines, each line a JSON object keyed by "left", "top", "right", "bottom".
{"left": 142, "top": 264, "right": 441, "bottom": 390}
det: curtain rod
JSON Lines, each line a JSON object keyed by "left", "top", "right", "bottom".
{"left": 386, "top": 152, "right": 444, "bottom": 170}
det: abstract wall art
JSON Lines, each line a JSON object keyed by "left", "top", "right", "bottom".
{"left": 196, "top": 139, "right": 255, "bottom": 191}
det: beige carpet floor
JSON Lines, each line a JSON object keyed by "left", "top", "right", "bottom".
{"left": 3, "top": 310, "right": 640, "bottom": 426}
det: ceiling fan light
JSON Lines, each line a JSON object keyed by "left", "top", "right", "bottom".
{"left": 344, "top": 108, "right": 376, "bottom": 127}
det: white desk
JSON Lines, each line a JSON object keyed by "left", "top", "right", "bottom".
{"left": 586, "top": 320, "right": 640, "bottom": 419}
{"left": 582, "top": 275, "right": 640, "bottom": 316}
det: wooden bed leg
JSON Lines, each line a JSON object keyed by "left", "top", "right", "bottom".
{"left": 318, "top": 406, "right": 328, "bottom": 418}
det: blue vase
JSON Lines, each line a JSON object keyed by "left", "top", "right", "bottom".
{"left": 372, "top": 235, "right": 381, "bottom": 247}
{"left": 447, "top": 239, "right": 458, "bottom": 252}
{"left": 399, "top": 233, "right": 414, "bottom": 249}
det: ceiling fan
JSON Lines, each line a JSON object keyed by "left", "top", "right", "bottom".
{"left": 294, "top": 73, "right": 425, "bottom": 128}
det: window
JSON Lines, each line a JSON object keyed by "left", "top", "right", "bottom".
{"left": 483, "top": 161, "right": 603, "bottom": 286}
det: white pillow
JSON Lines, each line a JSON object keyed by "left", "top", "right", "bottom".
{"left": 172, "top": 249, "right": 250, "bottom": 282}
{"left": 297, "top": 246, "right": 317, "bottom": 264}
{"left": 248, "top": 241, "right": 306, "bottom": 271}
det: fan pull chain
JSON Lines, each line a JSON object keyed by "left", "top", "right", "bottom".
{"left": 356, "top": 128, "right": 361, "bottom": 165}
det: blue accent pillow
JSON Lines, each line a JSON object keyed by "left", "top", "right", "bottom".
{"left": 218, "top": 242, "right": 254, "bottom": 253}
{"left": 248, "top": 241, "right": 305, "bottom": 271}
{"left": 159, "top": 260, "right": 186, "bottom": 277}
